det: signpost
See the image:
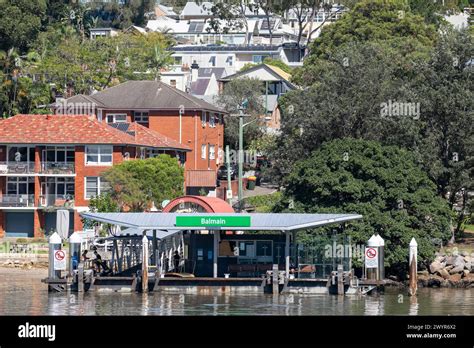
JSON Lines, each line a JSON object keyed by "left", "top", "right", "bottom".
{"left": 175, "top": 216, "right": 251, "bottom": 228}
{"left": 54, "top": 249, "right": 67, "bottom": 271}
{"left": 365, "top": 247, "right": 378, "bottom": 269}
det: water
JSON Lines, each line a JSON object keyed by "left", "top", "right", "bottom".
{"left": 1, "top": 269, "right": 473, "bottom": 316}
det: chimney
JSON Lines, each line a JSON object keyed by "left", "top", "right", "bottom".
{"left": 191, "top": 60, "right": 199, "bottom": 81}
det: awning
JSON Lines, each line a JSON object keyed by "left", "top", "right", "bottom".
{"left": 109, "top": 227, "right": 181, "bottom": 240}
{"left": 81, "top": 212, "right": 363, "bottom": 232}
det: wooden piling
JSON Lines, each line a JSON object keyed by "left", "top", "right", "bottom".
{"left": 142, "top": 234, "right": 149, "bottom": 292}
{"left": 337, "top": 264, "right": 344, "bottom": 295}
{"left": 409, "top": 238, "right": 417, "bottom": 296}
{"left": 272, "top": 264, "right": 279, "bottom": 295}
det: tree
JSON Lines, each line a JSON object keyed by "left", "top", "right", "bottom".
{"left": 208, "top": 0, "right": 256, "bottom": 45}
{"left": 0, "top": 0, "right": 47, "bottom": 52}
{"left": 103, "top": 155, "right": 184, "bottom": 212}
{"left": 217, "top": 77, "right": 265, "bottom": 150}
{"left": 301, "top": 0, "right": 437, "bottom": 68}
{"left": 276, "top": 139, "right": 452, "bottom": 276}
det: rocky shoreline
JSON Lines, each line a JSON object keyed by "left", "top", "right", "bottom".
{"left": 418, "top": 251, "right": 474, "bottom": 288}
{"left": 0, "top": 258, "right": 48, "bottom": 269}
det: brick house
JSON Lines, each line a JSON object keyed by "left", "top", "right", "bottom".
{"left": 0, "top": 114, "right": 190, "bottom": 238}
{"left": 62, "top": 80, "right": 226, "bottom": 194}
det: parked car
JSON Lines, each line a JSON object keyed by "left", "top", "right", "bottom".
{"left": 217, "top": 164, "right": 237, "bottom": 180}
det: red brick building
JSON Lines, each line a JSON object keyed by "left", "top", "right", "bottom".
{"left": 0, "top": 114, "right": 190, "bottom": 238}
{"left": 63, "top": 80, "right": 226, "bottom": 193}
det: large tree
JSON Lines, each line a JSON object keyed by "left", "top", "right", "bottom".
{"left": 276, "top": 138, "right": 452, "bottom": 276}
{"left": 102, "top": 155, "right": 184, "bottom": 212}
{"left": 217, "top": 77, "right": 265, "bottom": 151}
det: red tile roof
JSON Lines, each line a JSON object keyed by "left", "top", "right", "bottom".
{"left": 0, "top": 115, "right": 190, "bottom": 151}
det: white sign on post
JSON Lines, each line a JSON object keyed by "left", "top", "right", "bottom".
{"left": 226, "top": 190, "right": 233, "bottom": 199}
{"left": 54, "top": 249, "right": 67, "bottom": 271}
{"left": 365, "top": 247, "right": 378, "bottom": 268}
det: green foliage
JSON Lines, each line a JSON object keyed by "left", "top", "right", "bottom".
{"left": 88, "top": 193, "right": 120, "bottom": 214}
{"left": 0, "top": 0, "right": 47, "bottom": 52}
{"left": 263, "top": 58, "right": 292, "bottom": 74}
{"left": 103, "top": 155, "right": 184, "bottom": 212}
{"left": 218, "top": 77, "right": 265, "bottom": 150}
{"left": 276, "top": 139, "right": 452, "bottom": 274}
{"left": 244, "top": 192, "right": 282, "bottom": 213}
{"left": 293, "top": 0, "right": 437, "bottom": 86}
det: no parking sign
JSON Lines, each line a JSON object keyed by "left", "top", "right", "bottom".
{"left": 365, "top": 247, "right": 378, "bottom": 268}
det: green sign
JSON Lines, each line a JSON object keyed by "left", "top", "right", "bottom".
{"left": 175, "top": 216, "right": 251, "bottom": 228}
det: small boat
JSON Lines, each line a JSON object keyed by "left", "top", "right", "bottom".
{"left": 164, "top": 272, "right": 195, "bottom": 278}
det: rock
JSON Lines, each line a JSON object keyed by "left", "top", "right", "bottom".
{"left": 463, "top": 270, "right": 470, "bottom": 278}
{"left": 438, "top": 268, "right": 450, "bottom": 279}
{"left": 461, "top": 250, "right": 469, "bottom": 257}
{"left": 446, "top": 256, "right": 456, "bottom": 266}
{"left": 448, "top": 273, "right": 462, "bottom": 283}
{"left": 429, "top": 261, "right": 445, "bottom": 274}
{"left": 464, "top": 255, "right": 471, "bottom": 263}
{"left": 445, "top": 265, "right": 454, "bottom": 271}
{"left": 418, "top": 270, "right": 429, "bottom": 276}
{"left": 470, "top": 252, "right": 474, "bottom": 258}
{"left": 465, "top": 262, "right": 472, "bottom": 271}
{"left": 452, "top": 249, "right": 459, "bottom": 256}
{"left": 454, "top": 256, "right": 465, "bottom": 268}
{"left": 434, "top": 255, "right": 446, "bottom": 263}
{"left": 427, "top": 275, "right": 443, "bottom": 287}
{"left": 440, "top": 279, "right": 450, "bottom": 287}
{"left": 449, "top": 265, "right": 464, "bottom": 274}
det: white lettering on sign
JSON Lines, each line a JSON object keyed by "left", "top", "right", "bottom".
{"left": 201, "top": 218, "right": 226, "bottom": 225}
{"left": 18, "top": 322, "right": 56, "bottom": 341}
{"left": 365, "top": 247, "right": 378, "bottom": 269}
{"left": 53, "top": 249, "right": 67, "bottom": 271}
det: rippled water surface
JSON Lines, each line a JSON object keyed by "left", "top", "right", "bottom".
{"left": 1, "top": 269, "right": 473, "bottom": 315}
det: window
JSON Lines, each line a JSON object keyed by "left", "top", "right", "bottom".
{"left": 170, "top": 79, "right": 177, "bottom": 88}
{"left": 7, "top": 177, "right": 34, "bottom": 196}
{"left": 134, "top": 111, "right": 149, "bottom": 124}
{"left": 174, "top": 56, "right": 182, "bottom": 65}
{"left": 201, "top": 144, "right": 207, "bottom": 159}
{"left": 106, "top": 113, "right": 127, "bottom": 123}
{"left": 252, "top": 55, "right": 269, "bottom": 64}
{"left": 201, "top": 112, "right": 206, "bottom": 127}
{"left": 226, "top": 55, "right": 233, "bottom": 67}
{"left": 8, "top": 146, "right": 34, "bottom": 163}
{"left": 44, "top": 146, "right": 75, "bottom": 163}
{"left": 256, "top": 241, "right": 273, "bottom": 257}
{"left": 85, "top": 177, "right": 109, "bottom": 199}
{"left": 209, "top": 113, "right": 215, "bottom": 127}
{"left": 85, "top": 145, "right": 113, "bottom": 165}
{"left": 209, "top": 145, "right": 215, "bottom": 160}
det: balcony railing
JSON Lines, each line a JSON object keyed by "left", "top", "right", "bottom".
{"left": 39, "top": 194, "right": 75, "bottom": 208}
{"left": 0, "top": 194, "right": 35, "bottom": 207}
{"left": 40, "top": 162, "right": 75, "bottom": 174}
{"left": 0, "top": 162, "right": 35, "bottom": 174}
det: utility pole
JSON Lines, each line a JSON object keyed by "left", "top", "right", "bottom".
{"left": 225, "top": 145, "right": 232, "bottom": 205}
{"left": 238, "top": 106, "right": 244, "bottom": 211}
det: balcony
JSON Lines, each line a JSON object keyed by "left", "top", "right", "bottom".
{"left": 0, "top": 162, "right": 35, "bottom": 175}
{"left": 39, "top": 194, "right": 75, "bottom": 208}
{"left": 40, "top": 162, "right": 75, "bottom": 175}
{"left": 0, "top": 194, "right": 35, "bottom": 207}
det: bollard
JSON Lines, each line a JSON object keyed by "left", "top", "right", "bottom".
{"left": 409, "top": 238, "right": 417, "bottom": 296}
{"left": 375, "top": 234, "right": 385, "bottom": 280}
{"left": 48, "top": 232, "right": 63, "bottom": 280}
{"left": 366, "top": 235, "right": 378, "bottom": 280}
{"left": 69, "top": 232, "right": 82, "bottom": 276}
{"left": 142, "top": 234, "right": 149, "bottom": 292}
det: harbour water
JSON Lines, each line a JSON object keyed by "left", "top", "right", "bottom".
{"left": 1, "top": 269, "right": 473, "bottom": 316}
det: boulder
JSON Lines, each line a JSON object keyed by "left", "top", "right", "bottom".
{"left": 445, "top": 265, "right": 454, "bottom": 271}
{"left": 448, "top": 273, "right": 462, "bottom": 283}
{"left": 434, "top": 255, "right": 446, "bottom": 263}
{"left": 427, "top": 275, "right": 444, "bottom": 287}
{"left": 463, "top": 270, "right": 470, "bottom": 278}
{"left": 465, "top": 262, "right": 472, "bottom": 271}
{"left": 429, "top": 261, "right": 446, "bottom": 274}
{"left": 438, "top": 268, "right": 450, "bottom": 279}
{"left": 454, "top": 256, "right": 465, "bottom": 268}
{"left": 449, "top": 265, "right": 464, "bottom": 274}
{"left": 446, "top": 256, "right": 456, "bottom": 266}
{"left": 464, "top": 255, "right": 472, "bottom": 263}
{"left": 418, "top": 270, "right": 429, "bottom": 276}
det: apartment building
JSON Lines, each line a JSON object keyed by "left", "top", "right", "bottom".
{"left": 0, "top": 114, "right": 190, "bottom": 238}
{"left": 62, "top": 80, "right": 226, "bottom": 194}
